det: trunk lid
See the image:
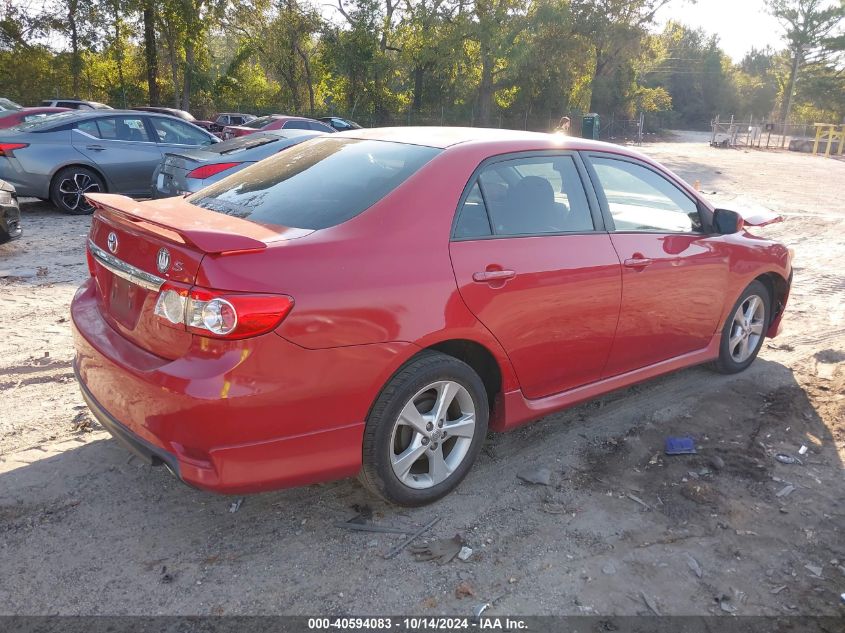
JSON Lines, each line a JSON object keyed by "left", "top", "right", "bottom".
{"left": 86, "top": 193, "right": 311, "bottom": 358}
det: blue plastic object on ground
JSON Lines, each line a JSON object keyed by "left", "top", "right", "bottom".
{"left": 665, "top": 436, "right": 697, "bottom": 455}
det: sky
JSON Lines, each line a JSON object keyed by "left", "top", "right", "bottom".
{"left": 655, "top": 0, "right": 786, "bottom": 61}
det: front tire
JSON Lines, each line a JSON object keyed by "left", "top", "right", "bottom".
{"left": 360, "top": 352, "right": 489, "bottom": 506}
{"left": 50, "top": 166, "right": 104, "bottom": 215}
{"left": 712, "top": 280, "right": 770, "bottom": 374}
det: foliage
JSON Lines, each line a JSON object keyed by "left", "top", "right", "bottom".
{"left": 0, "top": 0, "right": 842, "bottom": 129}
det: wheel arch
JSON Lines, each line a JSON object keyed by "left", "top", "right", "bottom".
{"left": 754, "top": 270, "right": 791, "bottom": 336}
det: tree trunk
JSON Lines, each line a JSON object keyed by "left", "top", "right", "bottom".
{"left": 296, "top": 45, "right": 315, "bottom": 115}
{"left": 780, "top": 48, "right": 801, "bottom": 123}
{"left": 113, "top": 3, "right": 127, "bottom": 108}
{"left": 69, "top": 0, "right": 81, "bottom": 97}
{"left": 143, "top": 1, "right": 160, "bottom": 105}
{"left": 181, "top": 39, "right": 194, "bottom": 112}
{"left": 412, "top": 65, "right": 424, "bottom": 112}
{"left": 478, "top": 49, "right": 494, "bottom": 127}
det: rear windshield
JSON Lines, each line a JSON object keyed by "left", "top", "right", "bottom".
{"left": 188, "top": 137, "right": 440, "bottom": 230}
{"left": 205, "top": 132, "right": 282, "bottom": 154}
{"left": 242, "top": 116, "right": 275, "bottom": 129}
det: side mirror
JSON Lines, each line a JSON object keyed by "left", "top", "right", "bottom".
{"left": 712, "top": 208, "right": 744, "bottom": 234}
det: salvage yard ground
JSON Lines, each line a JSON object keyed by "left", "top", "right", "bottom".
{"left": 0, "top": 131, "right": 843, "bottom": 616}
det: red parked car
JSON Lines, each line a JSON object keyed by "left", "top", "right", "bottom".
{"left": 72, "top": 128, "right": 792, "bottom": 506}
{"left": 222, "top": 114, "right": 334, "bottom": 139}
{"left": 0, "top": 106, "right": 70, "bottom": 128}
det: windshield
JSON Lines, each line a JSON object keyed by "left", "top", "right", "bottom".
{"left": 188, "top": 137, "right": 440, "bottom": 230}
{"left": 0, "top": 98, "right": 23, "bottom": 111}
{"left": 206, "top": 132, "right": 283, "bottom": 154}
{"left": 242, "top": 116, "right": 276, "bottom": 129}
{"left": 12, "top": 111, "right": 79, "bottom": 131}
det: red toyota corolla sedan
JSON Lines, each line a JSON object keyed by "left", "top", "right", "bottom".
{"left": 72, "top": 127, "right": 792, "bottom": 505}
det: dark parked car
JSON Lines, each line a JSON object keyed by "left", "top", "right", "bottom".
{"left": 209, "top": 113, "right": 256, "bottom": 135}
{"left": 72, "top": 128, "right": 792, "bottom": 505}
{"left": 318, "top": 116, "right": 362, "bottom": 131}
{"left": 0, "top": 179, "right": 21, "bottom": 244}
{"left": 0, "top": 110, "right": 218, "bottom": 214}
{"left": 0, "top": 107, "right": 70, "bottom": 129}
{"left": 131, "top": 106, "right": 214, "bottom": 131}
{"left": 221, "top": 115, "right": 334, "bottom": 139}
{"left": 151, "top": 129, "right": 323, "bottom": 198}
{"left": 41, "top": 99, "right": 112, "bottom": 110}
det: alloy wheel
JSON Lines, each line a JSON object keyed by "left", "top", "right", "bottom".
{"left": 58, "top": 172, "right": 100, "bottom": 212}
{"left": 728, "top": 294, "right": 765, "bottom": 363}
{"left": 389, "top": 380, "right": 476, "bottom": 489}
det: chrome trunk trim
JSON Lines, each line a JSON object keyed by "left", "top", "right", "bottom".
{"left": 88, "top": 239, "right": 166, "bottom": 292}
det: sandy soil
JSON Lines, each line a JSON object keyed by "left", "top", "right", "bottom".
{"left": 0, "top": 134, "right": 843, "bottom": 616}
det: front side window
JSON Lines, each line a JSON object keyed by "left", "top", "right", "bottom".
{"left": 188, "top": 137, "right": 440, "bottom": 230}
{"left": 150, "top": 117, "right": 212, "bottom": 145}
{"left": 77, "top": 116, "right": 151, "bottom": 142}
{"left": 589, "top": 156, "right": 701, "bottom": 233}
{"left": 458, "top": 155, "right": 594, "bottom": 238}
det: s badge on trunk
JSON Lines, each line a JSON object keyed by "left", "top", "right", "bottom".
{"left": 107, "top": 232, "right": 118, "bottom": 254}
{"left": 156, "top": 248, "right": 171, "bottom": 274}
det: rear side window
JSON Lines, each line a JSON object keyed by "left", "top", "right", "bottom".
{"left": 456, "top": 155, "right": 594, "bottom": 238}
{"left": 77, "top": 116, "right": 151, "bottom": 142}
{"left": 188, "top": 137, "right": 440, "bottom": 230}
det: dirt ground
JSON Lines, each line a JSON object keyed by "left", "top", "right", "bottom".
{"left": 0, "top": 131, "right": 843, "bottom": 617}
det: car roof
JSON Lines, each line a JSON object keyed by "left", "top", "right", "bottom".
{"left": 336, "top": 126, "right": 643, "bottom": 155}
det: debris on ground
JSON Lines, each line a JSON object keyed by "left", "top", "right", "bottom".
{"left": 798, "top": 445, "right": 808, "bottom": 455}
{"left": 457, "top": 546, "right": 473, "bottom": 562}
{"left": 770, "top": 585, "right": 787, "bottom": 595}
{"left": 685, "top": 553, "right": 703, "bottom": 578}
{"left": 804, "top": 564, "right": 823, "bottom": 577}
{"left": 776, "top": 485, "right": 796, "bottom": 498}
{"left": 517, "top": 466, "right": 552, "bottom": 486}
{"left": 410, "top": 534, "right": 464, "bottom": 564}
{"left": 775, "top": 453, "right": 802, "bottom": 465}
{"left": 455, "top": 581, "right": 476, "bottom": 599}
{"left": 335, "top": 521, "right": 409, "bottom": 535}
{"left": 626, "top": 493, "right": 651, "bottom": 510}
{"left": 228, "top": 498, "right": 243, "bottom": 513}
{"left": 708, "top": 455, "right": 725, "bottom": 470}
{"left": 383, "top": 516, "right": 440, "bottom": 560}
{"left": 665, "top": 436, "right": 697, "bottom": 455}
{"left": 640, "top": 591, "right": 661, "bottom": 615}
{"left": 601, "top": 562, "right": 617, "bottom": 575}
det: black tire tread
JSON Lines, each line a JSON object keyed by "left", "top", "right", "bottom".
{"left": 359, "top": 351, "right": 488, "bottom": 506}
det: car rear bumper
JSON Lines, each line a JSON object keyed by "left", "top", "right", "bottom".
{"left": 71, "top": 279, "right": 409, "bottom": 494}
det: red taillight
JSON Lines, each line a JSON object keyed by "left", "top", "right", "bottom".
{"left": 154, "top": 283, "right": 294, "bottom": 339}
{"left": 0, "top": 142, "right": 28, "bottom": 156}
{"left": 186, "top": 162, "right": 242, "bottom": 179}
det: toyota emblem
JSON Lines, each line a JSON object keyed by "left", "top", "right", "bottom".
{"left": 156, "top": 247, "right": 171, "bottom": 274}
{"left": 106, "top": 232, "right": 118, "bottom": 254}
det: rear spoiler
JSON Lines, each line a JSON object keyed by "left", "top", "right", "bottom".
{"left": 86, "top": 193, "right": 307, "bottom": 254}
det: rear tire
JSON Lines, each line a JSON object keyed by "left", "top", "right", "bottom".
{"left": 50, "top": 166, "right": 104, "bottom": 215}
{"left": 711, "top": 280, "right": 770, "bottom": 374}
{"left": 360, "top": 351, "right": 488, "bottom": 506}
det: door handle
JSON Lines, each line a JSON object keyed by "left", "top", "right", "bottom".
{"left": 623, "top": 257, "right": 653, "bottom": 269}
{"left": 86, "top": 144, "right": 106, "bottom": 151}
{"left": 473, "top": 269, "right": 516, "bottom": 283}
